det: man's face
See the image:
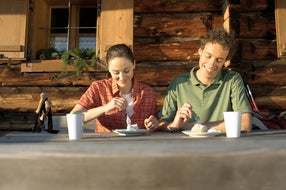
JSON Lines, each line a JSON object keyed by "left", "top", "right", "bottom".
{"left": 198, "top": 42, "right": 229, "bottom": 82}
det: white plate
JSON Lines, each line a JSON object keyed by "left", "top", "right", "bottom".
{"left": 113, "top": 129, "right": 147, "bottom": 136}
{"left": 182, "top": 130, "right": 221, "bottom": 138}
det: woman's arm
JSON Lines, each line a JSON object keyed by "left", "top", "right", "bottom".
{"left": 70, "top": 97, "right": 128, "bottom": 123}
{"left": 70, "top": 104, "right": 106, "bottom": 123}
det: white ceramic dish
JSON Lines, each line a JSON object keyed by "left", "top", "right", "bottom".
{"left": 113, "top": 129, "right": 147, "bottom": 136}
{"left": 182, "top": 130, "right": 221, "bottom": 138}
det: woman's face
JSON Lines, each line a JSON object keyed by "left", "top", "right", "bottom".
{"left": 108, "top": 57, "right": 135, "bottom": 93}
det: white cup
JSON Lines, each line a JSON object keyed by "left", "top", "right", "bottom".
{"left": 66, "top": 113, "right": 84, "bottom": 140}
{"left": 223, "top": 111, "right": 242, "bottom": 138}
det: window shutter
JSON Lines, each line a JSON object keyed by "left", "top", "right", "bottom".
{"left": 275, "top": 0, "right": 286, "bottom": 58}
{"left": 96, "top": 0, "right": 133, "bottom": 64}
{"left": 0, "top": 0, "right": 28, "bottom": 60}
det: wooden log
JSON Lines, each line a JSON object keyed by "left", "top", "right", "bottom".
{"left": 0, "top": 86, "right": 166, "bottom": 113}
{"left": 2, "top": 60, "right": 286, "bottom": 87}
{"left": 239, "top": 12, "right": 275, "bottom": 38}
{"left": 0, "top": 64, "right": 109, "bottom": 87}
{"left": 0, "top": 111, "right": 35, "bottom": 130}
{"left": 1, "top": 63, "right": 285, "bottom": 113}
{"left": 239, "top": 0, "right": 273, "bottom": 11}
{"left": 0, "top": 87, "right": 87, "bottom": 112}
{"left": 134, "top": 13, "right": 223, "bottom": 38}
{"left": 134, "top": 42, "right": 200, "bottom": 61}
{"left": 135, "top": 61, "right": 196, "bottom": 86}
{"left": 20, "top": 60, "right": 107, "bottom": 73}
{"left": 234, "top": 60, "right": 286, "bottom": 86}
{"left": 1, "top": 61, "right": 195, "bottom": 87}
{"left": 1, "top": 84, "right": 285, "bottom": 114}
{"left": 134, "top": 0, "right": 223, "bottom": 13}
{"left": 240, "top": 39, "right": 277, "bottom": 60}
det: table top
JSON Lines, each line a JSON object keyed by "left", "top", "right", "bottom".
{"left": 1, "top": 129, "right": 286, "bottom": 190}
{"left": 1, "top": 129, "right": 286, "bottom": 156}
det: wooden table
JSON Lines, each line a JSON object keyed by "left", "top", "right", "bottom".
{"left": 0, "top": 130, "right": 286, "bottom": 190}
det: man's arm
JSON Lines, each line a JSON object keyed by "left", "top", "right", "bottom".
{"left": 240, "top": 112, "right": 252, "bottom": 132}
{"left": 159, "top": 119, "right": 196, "bottom": 132}
{"left": 205, "top": 112, "right": 252, "bottom": 132}
{"left": 158, "top": 103, "right": 194, "bottom": 132}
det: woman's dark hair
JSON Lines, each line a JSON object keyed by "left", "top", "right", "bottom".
{"left": 106, "top": 44, "right": 134, "bottom": 66}
{"left": 200, "top": 28, "right": 237, "bottom": 60}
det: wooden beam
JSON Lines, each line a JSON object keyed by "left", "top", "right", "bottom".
{"left": 275, "top": 0, "right": 286, "bottom": 58}
{"left": 20, "top": 60, "right": 106, "bottom": 73}
{"left": 0, "top": 85, "right": 286, "bottom": 113}
{"left": 134, "top": 0, "right": 223, "bottom": 13}
{"left": 0, "top": 45, "right": 23, "bottom": 52}
{"left": 97, "top": 0, "right": 133, "bottom": 61}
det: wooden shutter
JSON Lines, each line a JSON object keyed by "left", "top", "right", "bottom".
{"left": 275, "top": 0, "right": 286, "bottom": 58}
{"left": 0, "top": 0, "right": 28, "bottom": 60}
{"left": 96, "top": 0, "right": 133, "bottom": 64}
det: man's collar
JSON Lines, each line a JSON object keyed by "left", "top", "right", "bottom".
{"left": 190, "top": 66, "right": 223, "bottom": 86}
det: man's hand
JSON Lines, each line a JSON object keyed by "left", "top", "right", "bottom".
{"left": 168, "top": 103, "right": 193, "bottom": 131}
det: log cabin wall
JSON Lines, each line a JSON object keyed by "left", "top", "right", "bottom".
{"left": 133, "top": 0, "right": 224, "bottom": 109}
{"left": 227, "top": 0, "right": 286, "bottom": 112}
{"left": 0, "top": 0, "right": 285, "bottom": 129}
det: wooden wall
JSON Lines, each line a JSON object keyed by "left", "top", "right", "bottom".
{"left": 0, "top": 0, "right": 285, "bottom": 128}
{"left": 227, "top": 0, "right": 286, "bottom": 111}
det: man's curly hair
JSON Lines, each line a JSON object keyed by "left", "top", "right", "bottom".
{"left": 200, "top": 28, "right": 237, "bottom": 60}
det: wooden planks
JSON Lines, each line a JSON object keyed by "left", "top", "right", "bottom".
{"left": 0, "top": 46, "right": 24, "bottom": 52}
{"left": 20, "top": 60, "right": 106, "bottom": 73}
{"left": 275, "top": 0, "right": 286, "bottom": 57}
{"left": 1, "top": 85, "right": 286, "bottom": 113}
{"left": 0, "top": 0, "right": 28, "bottom": 59}
{"left": 134, "top": 0, "right": 223, "bottom": 13}
{"left": 97, "top": 0, "right": 134, "bottom": 61}
{"left": 134, "top": 13, "right": 223, "bottom": 38}
{"left": 1, "top": 60, "right": 286, "bottom": 112}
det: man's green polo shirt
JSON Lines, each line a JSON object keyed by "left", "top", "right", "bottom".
{"left": 159, "top": 66, "right": 252, "bottom": 123}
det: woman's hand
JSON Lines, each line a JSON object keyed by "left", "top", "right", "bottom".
{"left": 105, "top": 97, "right": 127, "bottom": 112}
{"left": 144, "top": 115, "right": 159, "bottom": 132}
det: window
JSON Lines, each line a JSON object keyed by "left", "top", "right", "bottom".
{"left": 21, "top": 0, "right": 134, "bottom": 72}
{"left": 49, "top": 6, "right": 97, "bottom": 52}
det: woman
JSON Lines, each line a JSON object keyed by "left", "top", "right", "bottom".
{"left": 71, "top": 44, "right": 159, "bottom": 132}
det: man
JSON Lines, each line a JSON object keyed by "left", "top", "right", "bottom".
{"left": 158, "top": 28, "right": 252, "bottom": 132}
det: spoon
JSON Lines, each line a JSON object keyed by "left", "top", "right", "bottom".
{"left": 126, "top": 114, "right": 131, "bottom": 129}
{"left": 193, "top": 112, "right": 201, "bottom": 124}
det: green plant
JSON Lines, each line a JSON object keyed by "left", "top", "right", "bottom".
{"left": 60, "top": 48, "right": 97, "bottom": 76}
{"left": 37, "top": 47, "right": 60, "bottom": 60}
{"left": 36, "top": 47, "right": 97, "bottom": 78}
